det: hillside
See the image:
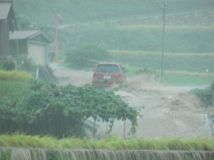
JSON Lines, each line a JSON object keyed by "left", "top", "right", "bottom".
{"left": 13, "top": 0, "right": 214, "bottom": 24}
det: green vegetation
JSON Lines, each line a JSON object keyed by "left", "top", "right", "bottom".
{"left": 0, "top": 80, "right": 142, "bottom": 138}
{"left": 0, "top": 55, "right": 56, "bottom": 82}
{"left": 135, "top": 67, "right": 156, "bottom": 75}
{"left": 0, "top": 134, "right": 214, "bottom": 151}
{"left": 47, "top": 151, "right": 68, "bottom": 160}
{"left": 118, "top": 25, "right": 214, "bottom": 31}
{"left": 65, "top": 45, "right": 111, "bottom": 69}
{"left": 0, "top": 81, "right": 30, "bottom": 104}
{"left": 0, "top": 149, "right": 12, "bottom": 160}
{"left": 13, "top": 0, "right": 214, "bottom": 24}
{"left": 68, "top": 29, "right": 214, "bottom": 53}
{"left": 16, "top": 14, "right": 52, "bottom": 32}
{"left": 124, "top": 65, "right": 214, "bottom": 85}
{"left": 15, "top": 55, "right": 56, "bottom": 82}
{"left": 0, "top": 70, "right": 32, "bottom": 81}
{"left": 110, "top": 50, "right": 214, "bottom": 58}
{"left": 188, "top": 83, "right": 214, "bottom": 107}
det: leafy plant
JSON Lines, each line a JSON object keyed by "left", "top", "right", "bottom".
{"left": 0, "top": 80, "right": 142, "bottom": 138}
{"left": 65, "top": 45, "right": 111, "bottom": 69}
{"left": 47, "top": 151, "right": 68, "bottom": 160}
{"left": 188, "top": 83, "right": 213, "bottom": 107}
{"left": 0, "top": 149, "right": 12, "bottom": 160}
{"left": 0, "top": 59, "right": 15, "bottom": 71}
{"left": 0, "top": 81, "right": 30, "bottom": 104}
{"left": 16, "top": 14, "right": 52, "bottom": 32}
{"left": 135, "top": 67, "right": 156, "bottom": 75}
{"left": 1, "top": 55, "right": 57, "bottom": 82}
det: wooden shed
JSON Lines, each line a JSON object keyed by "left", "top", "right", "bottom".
{"left": 10, "top": 30, "right": 52, "bottom": 65}
{"left": 0, "top": 0, "right": 16, "bottom": 58}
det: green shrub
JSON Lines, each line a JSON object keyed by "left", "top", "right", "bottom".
{"left": 0, "top": 55, "right": 57, "bottom": 82}
{"left": 0, "top": 80, "right": 142, "bottom": 138}
{"left": 0, "top": 81, "right": 30, "bottom": 104}
{"left": 0, "top": 149, "right": 12, "bottom": 160}
{"left": 15, "top": 55, "right": 35, "bottom": 72}
{"left": 135, "top": 67, "right": 156, "bottom": 75}
{"left": 0, "top": 59, "right": 15, "bottom": 71}
{"left": 65, "top": 45, "right": 111, "bottom": 69}
{"left": 188, "top": 83, "right": 213, "bottom": 107}
{"left": 47, "top": 151, "right": 68, "bottom": 160}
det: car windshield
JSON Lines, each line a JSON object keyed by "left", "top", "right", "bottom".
{"left": 96, "top": 64, "right": 119, "bottom": 73}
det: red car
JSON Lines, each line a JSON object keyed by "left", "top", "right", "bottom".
{"left": 92, "top": 63, "right": 127, "bottom": 87}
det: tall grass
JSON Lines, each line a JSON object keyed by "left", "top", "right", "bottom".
{"left": 0, "top": 133, "right": 214, "bottom": 151}
{"left": 124, "top": 65, "right": 214, "bottom": 85}
{"left": 118, "top": 25, "right": 214, "bottom": 31}
{"left": 0, "top": 70, "right": 33, "bottom": 81}
{"left": 0, "top": 81, "right": 30, "bottom": 103}
{"left": 125, "top": 65, "right": 214, "bottom": 78}
{"left": 110, "top": 50, "right": 214, "bottom": 57}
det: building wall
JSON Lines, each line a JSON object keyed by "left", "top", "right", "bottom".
{"left": 0, "top": 20, "right": 10, "bottom": 58}
{"left": 10, "top": 39, "right": 27, "bottom": 57}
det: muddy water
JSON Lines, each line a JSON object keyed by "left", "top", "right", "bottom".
{"left": 95, "top": 75, "right": 214, "bottom": 139}
{"left": 49, "top": 64, "right": 214, "bottom": 139}
{"left": 1, "top": 147, "right": 214, "bottom": 160}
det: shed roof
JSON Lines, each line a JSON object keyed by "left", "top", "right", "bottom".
{"left": 10, "top": 30, "right": 40, "bottom": 40}
{"left": 10, "top": 30, "right": 52, "bottom": 43}
{"left": 0, "top": 1, "right": 12, "bottom": 20}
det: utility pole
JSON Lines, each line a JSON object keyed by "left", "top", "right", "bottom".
{"left": 156, "top": 2, "right": 166, "bottom": 82}
{"left": 212, "top": 81, "right": 214, "bottom": 108}
{"left": 53, "top": 14, "right": 63, "bottom": 63}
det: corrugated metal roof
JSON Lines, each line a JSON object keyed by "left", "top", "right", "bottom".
{"left": 0, "top": 2, "right": 12, "bottom": 20}
{"left": 9, "top": 30, "right": 40, "bottom": 40}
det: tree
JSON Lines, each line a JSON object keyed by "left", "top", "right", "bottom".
{"left": 65, "top": 45, "right": 112, "bottom": 69}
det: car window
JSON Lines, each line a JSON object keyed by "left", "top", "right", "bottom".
{"left": 96, "top": 64, "right": 119, "bottom": 73}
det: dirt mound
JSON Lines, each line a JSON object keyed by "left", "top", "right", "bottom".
{"left": 168, "top": 93, "right": 202, "bottom": 112}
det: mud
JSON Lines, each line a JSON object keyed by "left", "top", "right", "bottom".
{"left": 49, "top": 63, "right": 214, "bottom": 139}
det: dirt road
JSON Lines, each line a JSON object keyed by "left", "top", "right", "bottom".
{"left": 49, "top": 63, "right": 214, "bottom": 139}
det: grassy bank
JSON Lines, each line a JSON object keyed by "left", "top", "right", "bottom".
{"left": 110, "top": 50, "right": 214, "bottom": 58}
{"left": 118, "top": 25, "right": 214, "bottom": 31}
{"left": 124, "top": 65, "right": 214, "bottom": 86}
{"left": 0, "top": 134, "right": 214, "bottom": 151}
{"left": 0, "top": 70, "right": 32, "bottom": 81}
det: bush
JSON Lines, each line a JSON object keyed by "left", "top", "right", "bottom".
{"left": 65, "top": 45, "right": 111, "bottom": 69}
{"left": 0, "top": 59, "right": 15, "bottom": 71}
{"left": 0, "top": 81, "right": 30, "bottom": 104}
{"left": 0, "top": 80, "right": 142, "bottom": 138}
{"left": 1, "top": 55, "right": 57, "bottom": 82}
{"left": 0, "top": 70, "right": 33, "bottom": 81}
{"left": 135, "top": 67, "right": 156, "bottom": 75}
{"left": 15, "top": 55, "right": 35, "bottom": 72}
{"left": 188, "top": 83, "right": 214, "bottom": 107}
{"left": 0, "top": 149, "right": 12, "bottom": 160}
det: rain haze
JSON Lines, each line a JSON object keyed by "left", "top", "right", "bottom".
{"left": 0, "top": 0, "right": 214, "bottom": 159}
